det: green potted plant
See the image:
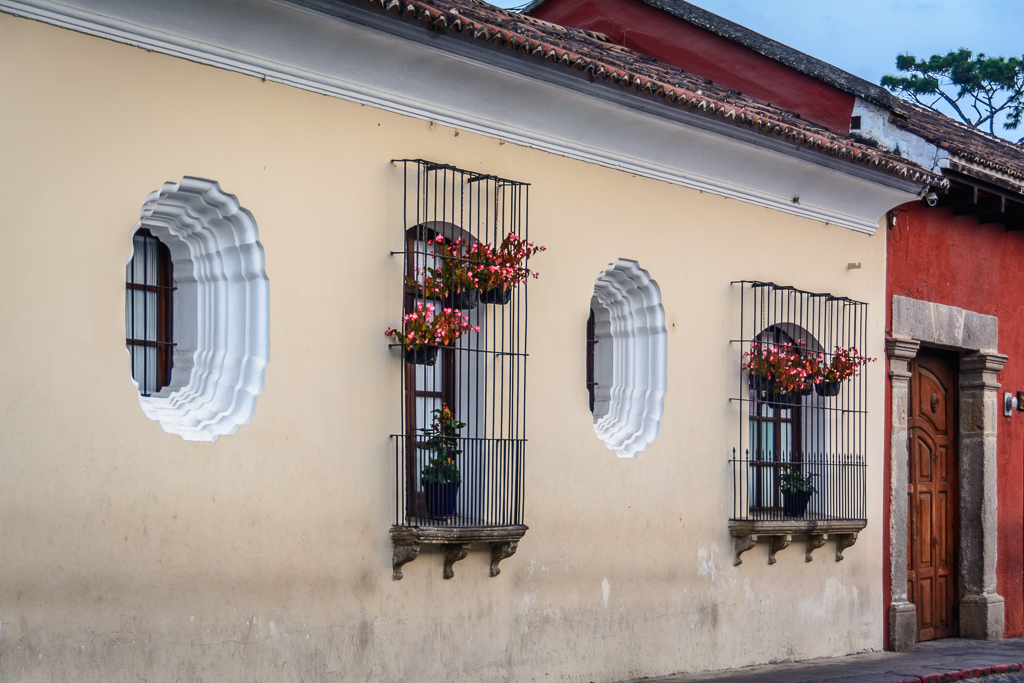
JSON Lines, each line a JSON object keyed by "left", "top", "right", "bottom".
{"left": 418, "top": 404, "right": 464, "bottom": 519}
{"left": 384, "top": 302, "right": 479, "bottom": 365}
{"left": 779, "top": 464, "right": 818, "bottom": 517}
{"left": 407, "top": 236, "right": 481, "bottom": 310}
{"left": 816, "top": 346, "right": 875, "bottom": 397}
{"left": 468, "top": 232, "right": 545, "bottom": 304}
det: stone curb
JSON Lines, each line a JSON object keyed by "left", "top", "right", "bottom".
{"left": 894, "top": 661, "right": 1024, "bottom": 683}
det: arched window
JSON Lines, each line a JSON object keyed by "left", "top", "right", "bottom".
{"left": 748, "top": 324, "right": 824, "bottom": 514}
{"left": 126, "top": 228, "right": 174, "bottom": 396}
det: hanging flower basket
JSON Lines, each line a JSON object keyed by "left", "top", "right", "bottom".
{"left": 479, "top": 286, "right": 512, "bottom": 305}
{"left": 385, "top": 302, "right": 479, "bottom": 365}
{"left": 468, "top": 233, "right": 544, "bottom": 300}
{"left": 404, "top": 345, "right": 439, "bottom": 366}
{"left": 816, "top": 347, "right": 875, "bottom": 397}
{"left": 815, "top": 380, "right": 842, "bottom": 397}
{"left": 744, "top": 341, "right": 818, "bottom": 401}
{"left": 439, "top": 288, "right": 479, "bottom": 311}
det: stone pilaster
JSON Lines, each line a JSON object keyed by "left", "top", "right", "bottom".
{"left": 958, "top": 352, "right": 1008, "bottom": 640}
{"left": 886, "top": 337, "right": 920, "bottom": 651}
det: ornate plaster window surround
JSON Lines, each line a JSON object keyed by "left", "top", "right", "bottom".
{"left": 590, "top": 259, "right": 667, "bottom": 458}
{"left": 127, "top": 177, "right": 270, "bottom": 442}
{"left": 886, "top": 296, "right": 1005, "bottom": 651}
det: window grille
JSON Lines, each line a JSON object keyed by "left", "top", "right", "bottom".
{"left": 730, "top": 281, "right": 868, "bottom": 524}
{"left": 391, "top": 160, "right": 530, "bottom": 530}
{"left": 126, "top": 228, "right": 174, "bottom": 396}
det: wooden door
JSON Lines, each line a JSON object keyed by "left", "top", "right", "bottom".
{"left": 907, "top": 352, "right": 959, "bottom": 641}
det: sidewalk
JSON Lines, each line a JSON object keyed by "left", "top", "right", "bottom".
{"left": 622, "top": 639, "right": 1024, "bottom": 683}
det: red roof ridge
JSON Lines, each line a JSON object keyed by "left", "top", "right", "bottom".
{"left": 365, "top": 0, "right": 947, "bottom": 189}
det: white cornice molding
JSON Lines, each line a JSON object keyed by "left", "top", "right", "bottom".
{"left": 3, "top": 0, "right": 926, "bottom": 233}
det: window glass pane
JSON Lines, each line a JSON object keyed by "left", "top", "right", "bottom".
{"left": 414, "top": 355, "right": 442, "bottom": 392}
{"left": 145, "top": 237, "right": 159, "bottom": 284}
{"left": 145, "top": 290, "right": 157, "bottom": 341}
{"left": 128, "top": 290, "right": 155, "bottom": 340}
{"left": 415, "top": 396, "right": 442, "bottom": 433}
{"left": 780, "top": 422, "right": 793, "bottom": 462}
{"left": 130, "top": 344, "right": 158, "bottom": 395}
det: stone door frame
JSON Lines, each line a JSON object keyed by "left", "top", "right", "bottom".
{"left": 887, "top": 296, "right": 1006, "bottom": 651}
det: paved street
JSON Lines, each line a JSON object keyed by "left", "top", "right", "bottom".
{"left": 618, "top": 638, "right": 1024, "bottom": 683}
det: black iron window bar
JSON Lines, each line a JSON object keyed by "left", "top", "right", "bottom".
{"left": 388, "top": 159, "right": 530, "bottom": 580}
{"left": 728, "top": 281, "right": 868, "bottom": 565}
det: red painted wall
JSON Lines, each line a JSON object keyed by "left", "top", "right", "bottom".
{"left": 530, "top": 0, "right": 855, "bottom": 134}
{"left": 885, "top": 202, "right": 1024, "bottom": 640}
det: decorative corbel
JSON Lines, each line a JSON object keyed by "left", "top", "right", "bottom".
{"left": 392, "top": 542, "right": 420, "bottom": 581}
{"left": 489, "top": 541, "right": 519, "bottom": 577}
{"left": 733, "top": 534, "right": 757, "bottom": 566}
{"left": 805, "top": 534, "right": 827, "bottom": 562}
{"left": 835, "top": 533, "right": 858, "bottom": 561}
{"left": 442, "top": 543, "right": 471, "bottom": 579}
{"left": 768, "top": 535, "right": 791, "bottom": 565}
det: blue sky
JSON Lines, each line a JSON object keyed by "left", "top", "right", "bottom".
{"left": 497, "top": 0, "right": 1024, "bottom": 139}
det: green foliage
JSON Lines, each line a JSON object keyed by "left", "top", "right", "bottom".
{"left": 419, "top": 405, "right": 464, "bottom": 486}
{"left": 779, "top": 465, "right": 818, "bottom": 495}
{"left": 881, "top": 49, "right": 1024, "bottom": 136}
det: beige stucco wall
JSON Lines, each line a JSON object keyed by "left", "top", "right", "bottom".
{"left": 0, "top": 13, "right": 887, "bottom": 682}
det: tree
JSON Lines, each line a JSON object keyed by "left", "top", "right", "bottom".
{"left": 881, "top": 49, "right": 1024, "bottom": 138}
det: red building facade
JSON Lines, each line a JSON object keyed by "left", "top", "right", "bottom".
{"left": 884, "top": 200, "right": 1024, "bottom": 642}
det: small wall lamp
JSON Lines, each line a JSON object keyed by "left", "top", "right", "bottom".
{"left": 1004, "top": 392, "right": 1024, "bottom": 416}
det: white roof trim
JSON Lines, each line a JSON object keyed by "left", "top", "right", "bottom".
{"left": 3, "top": 0, "right": 928, "bottom": 233}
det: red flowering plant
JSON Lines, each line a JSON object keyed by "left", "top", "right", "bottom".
{"left": 743, "top": 340, "right": 823, "bottom": 395}
{"left": 384, "top": 302, "right": 479, "bottom": 351}
{"left": 468, "top": 232, "right": 546, "bottom": 294}
{"left": 820, "top": 346, "right": 876, "bottom": 383}
{"left": 406, "top": 236, "right": 480, "bottom": 301}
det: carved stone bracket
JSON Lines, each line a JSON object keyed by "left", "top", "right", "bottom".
{"left": 767, "top": 535, "right": 791, "bottom": 565}
{"left": 392, "top": 542, "right": 420, "bottom": 581}
{"left": 733, "top": 534, "right": 758, "bottom": 566}
{"left": 730, "top": 520, "right": 866, "bottom": 566}
{"left": 835, "top": 532, "right": 858, "bottom": 561}
{"left": 805, "top": 534, "right": 827, "bottom": 562}
{"left": 389, "top": 525, "right": 528, "bottom": 580}
{"left": 442, "top": 544, "right": 471, "bottom": 579}
{"left": 490, "top": 541, "right": 519, "bottom": 577}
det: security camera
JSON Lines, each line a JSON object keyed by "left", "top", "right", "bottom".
{"left": 924, "top": 192, "right": 939, "bottom": 207}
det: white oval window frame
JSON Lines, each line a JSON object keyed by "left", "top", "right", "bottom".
{"left": 590, "top": 259, "right": 667, "bottom": 458}
{"left": 128, "top": 177, "right": 270, "bottom": 442}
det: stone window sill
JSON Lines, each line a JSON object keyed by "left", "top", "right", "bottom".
{"left": 390, "top": 525, "right": 528, "bottom": 580}
{"left": 728, "top": 519, "right": 866, "bottom": 565}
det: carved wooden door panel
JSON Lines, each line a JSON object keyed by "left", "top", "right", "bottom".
{"left": 907, "top": 353, "right": 959, "bottom": 641}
